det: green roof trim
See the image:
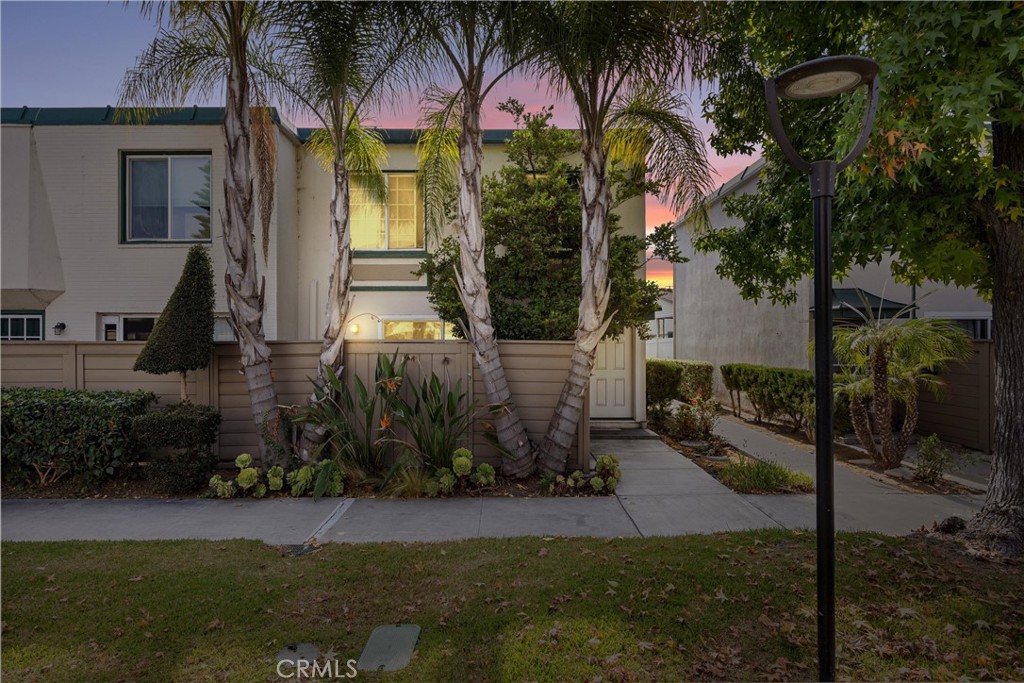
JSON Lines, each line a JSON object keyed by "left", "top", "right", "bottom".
{"left": 1, "top": 107, "right": 514, "bottom": 144}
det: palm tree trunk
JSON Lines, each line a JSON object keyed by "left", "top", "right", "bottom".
{"left": 894, "top": 389, "right": 918, "bottom": 463}
{"left": 298, "top": 156, "right": 353, "bottom": 461}
{"left": 871, "top": 348, "right": 900, "bottom": 468}
{"left": 849, "top": 395, "right": 878, "bottom": 459}
{"left": 962, "top": 120, "right": 1024, "bottom": 557}
{"left": 454, "top": 91, "right": 535, "bottom": 477}
{"left": 538, "top": 136, "right": 614, "bottom": 473}
{"left": 221, "top": 2, "right": 283, "bottom": 467}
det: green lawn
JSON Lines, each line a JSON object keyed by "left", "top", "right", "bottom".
{"left": 2, "top": 532, "right": 1021, "bottom": 682}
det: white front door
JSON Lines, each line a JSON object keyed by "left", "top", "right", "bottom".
{"left": 590, "top": 334, "right": 633, "bottom": 419}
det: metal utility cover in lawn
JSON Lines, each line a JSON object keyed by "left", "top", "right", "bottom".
{"left": 357, "top": 624, "right": 420, "bottom": 672}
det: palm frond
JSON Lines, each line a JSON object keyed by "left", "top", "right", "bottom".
{"left": 416, "top": 87, "right": 463, "bottom": 244}
{"left": 304, "top": 120, "right": 388, "bottom": 205}
{"left": 607, "top": 86, "right": 712, "bottom": 219}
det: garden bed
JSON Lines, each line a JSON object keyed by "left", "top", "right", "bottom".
{"left": 658, "top": 434, "right": 813, "bottom": 495}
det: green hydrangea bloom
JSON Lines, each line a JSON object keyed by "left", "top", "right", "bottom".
{"left": 606, "top": 476, "right": 619, "bottom": 492}
{"left": 267, "top": 465, "right": 284, "bottom": 492}
{"left": 253, "top": 483, "right": 267, "bottom": 499}
{"left": 453, "top": 447, "right": 472, "bottom": 460}
{"left": 590, "top": 476, "right": 605, "bottom": 492}
{"left": 235, "top": 453, "right": 253, "bottom": 469}
{"left": 237, "top": 467, "right": 259, "bottom": 490}
{"left": 452, "top": 455, "right": 473, "bottom": 477}
{"left": 438, "top": 469, "right": 457, "bottom": 494}
{"left": 473, "top": 462, "right": 496, "bottom": 486}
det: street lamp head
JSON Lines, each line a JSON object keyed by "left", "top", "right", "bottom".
{"left": 774, "top": 55, "right": 879, "bottom": 100}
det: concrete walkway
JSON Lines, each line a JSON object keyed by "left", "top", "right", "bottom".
{"left": 1, "top": 425, "right": 984, "bottom": 544}
{"left": 715, "top": 415, "right": 985, "bottom": 535}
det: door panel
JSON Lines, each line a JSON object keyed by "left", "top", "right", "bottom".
{"left": 590, "top": 335, "right": 633, "bottom": 419}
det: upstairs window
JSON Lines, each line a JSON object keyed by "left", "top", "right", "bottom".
{"left": 350, "top": 173, "right": 424, "bottom": 251}
{"left": 125, "top": 154, "right": 212, "bottom": 242}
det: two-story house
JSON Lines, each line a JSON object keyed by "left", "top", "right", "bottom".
{"left": 0, "top": 106, "right": 647, "bottom": 425}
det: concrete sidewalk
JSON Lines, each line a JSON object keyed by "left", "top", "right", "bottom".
{"left": 715, "top": 415, "right": 985, "bottom": 535}
{"left": 1, "top": 427, "right": 984, "bottom": 544}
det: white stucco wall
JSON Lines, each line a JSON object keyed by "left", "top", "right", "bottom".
{"left": 674, "top": 161, "right": 992, "bottom": 398}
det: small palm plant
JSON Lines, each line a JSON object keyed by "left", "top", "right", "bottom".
{"left": 833, "top": 298, "right": 972, "bottom": 469}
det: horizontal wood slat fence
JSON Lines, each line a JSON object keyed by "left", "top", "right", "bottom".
{"left": 916, "top": 340, "right": 994, "bottom": 453}
{"left": 1, "top": 340, "right": 589, "bottom": 470}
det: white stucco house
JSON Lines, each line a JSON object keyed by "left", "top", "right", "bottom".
{"left": 0, "top": 106, "right": 647, "bottom": 425}
{"left": 673, "top": 159, "right": 992, "bottom": 395}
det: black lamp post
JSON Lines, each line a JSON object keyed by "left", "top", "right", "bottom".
{"left": 764, "top": 55, "right": 880, "bottom": 682}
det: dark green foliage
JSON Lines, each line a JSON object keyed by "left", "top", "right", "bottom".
{"left": 646, "top": 359, "right": 685, "bottom": 419}
{"left": 133, "top": 245, "right": 215, "bottom": 377}
{"left": 132, "top": 402, "right": 221, "bottom": 450}
{"left": 146, "top": 447, "right": 218, "bottom": 494}
{"left": 0, "top": 387, "right": 156, "bottom": 486}
{"left": 292, "top": 353, "right": 407, "bottom": 477}
{"left": 417, "top": 103, "right": 662, "bottom": 341}
{"left": 646, "top": 359, "right": 714, "bottom": 420}
{"left": 719, "top": 364, "right": 814, "bottom": 430}
{"left": 393, "top": 371, "right": 476, "bottom": 472}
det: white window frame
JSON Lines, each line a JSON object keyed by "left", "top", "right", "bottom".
{"left": 100, "top": 314, "right": 159, "bottom": 342}
{"left": 353, "top": 172, "right": 424, "bottom": 252}
{"left": 0, "top": 312, "right": 44, "bottom": 341}
{"left": 125, "top": 153, "right": 212, "bottom": 243}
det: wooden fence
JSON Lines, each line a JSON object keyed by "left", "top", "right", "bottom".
{"left": 0, "top": 340, "right": 589, "bottom": 470}
{"left": 917, "top": 341, "right": 994, "bottom": 453}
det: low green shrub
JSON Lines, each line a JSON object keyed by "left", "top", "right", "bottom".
{"left": 665, "top": 395, "right": 720, "bottom": 441}
{"left": 647, "top": 359, "right": 714, "bottom": 422}
{"left": 646, "top": 359, "right": 684, "bottom": 419}
{"left": 1, "top": 387, "right": 156, "bottom": 486}
{"left": 133, "top": 402, "right": 221, "bottom": 450}
{"left": 719, "top": 458, "right": 814, "bottom": 494}
{"left": 146, "top": 447, "right": 218, "bottom": 494}
{"left": 718, "top": 364, "right": 814, "bottom": 430}
{"left": 540, "top": 455, "right": 621, "bottom": 496}
{"left": 426, "top": 448, "right": 497, "bottom": 497}
{"left": 913, "top": 434, "right": 956, "bottom": 485}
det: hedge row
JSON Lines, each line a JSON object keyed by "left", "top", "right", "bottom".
{"left": 1, "top": 387, "right": 157, "bottom": 486}
{"left": 720, "top": 363, "right": 815, "bottom": 431}
{"left": 646, "top": 359, "right": 714, "bottom": 416}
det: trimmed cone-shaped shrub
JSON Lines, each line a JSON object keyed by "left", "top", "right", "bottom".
{"left": 134, "top": 245, "right": 215, "bottom": 399}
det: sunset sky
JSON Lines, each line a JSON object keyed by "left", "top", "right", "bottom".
{"left": 0, "top": 1, "right": 757, "bottom": 289}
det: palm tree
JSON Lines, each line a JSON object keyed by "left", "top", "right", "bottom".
{"left": 119, "top": 1, "right": 286, "bottom": 465}
{"left": 527, "top": 1, "right": 713, "bottom": 473}
{"left": 411, "top": 2, "right": 537, "bottom": 477}
{"left": 273, "top": 2, "right": 412, "bottom": 460}
{"left": 833, "top": 305, "right": 973, "bottom": 469}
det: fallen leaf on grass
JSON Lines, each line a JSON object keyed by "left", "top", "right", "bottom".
{"left": 128, "top": 575, "right": 144, "bottom": 582}
{"left": 206, "top": 619, "right": 225, "bottom": 631}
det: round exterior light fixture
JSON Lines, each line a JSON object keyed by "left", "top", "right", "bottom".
{"left": 773, "top": 55, "right": 879, "bottom": 100}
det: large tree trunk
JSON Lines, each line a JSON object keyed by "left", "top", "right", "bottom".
{"left": 298, "top": 153, "right": 353, "bottom": 461}
{"left": 962, "top": 121, "right": 1024, "bottom": 557}
{"left": 454, "top": 89, "right": 535, "bottom": 477}
{"left": 221, "top": 2, "right": 283, "bottom": 467}
{"left": 538, "top": 135, "right": 614, "bottom": 473}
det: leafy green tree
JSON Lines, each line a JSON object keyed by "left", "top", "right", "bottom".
{"left": 418, "top": 102, "right": 664, "bottom": 342}
{"left": 695, "top": 1, "right": 1023, "bottom": 554}
{"left": 833, "top": 308, "right": 973, "bottom": 469}
{"left": 120, "top": 1, "right": 285, "bottom": 462}
{"left": 526, "top": 1, "right": 714, "bottom": 473}
{"left": 134, "top": 246, "right": 215, "bottom": 401}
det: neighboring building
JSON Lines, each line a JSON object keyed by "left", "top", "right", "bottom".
{"left": 0, "top": 107, "right": 647, "bottom": 424}
{"left": 673, "top": 159, "right": 992, "bottom": 396}
{"left": 645, "top": 288, "right": 674, "bottom": 359}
